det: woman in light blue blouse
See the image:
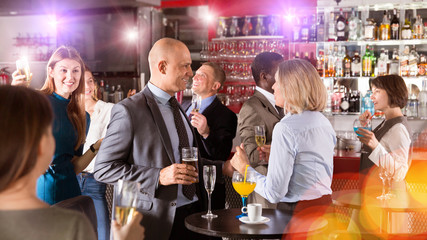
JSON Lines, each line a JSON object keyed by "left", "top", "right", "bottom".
{"left": 231, "top": 59, "right": 336, "bottom": 213}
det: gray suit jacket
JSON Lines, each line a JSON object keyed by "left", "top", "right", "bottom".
{"left": 94, "top": 87, "right": 222, "bottom": 240}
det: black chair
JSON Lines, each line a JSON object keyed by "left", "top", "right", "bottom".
{"left": 52, "top": 195, "right": 98, "bottom": 238}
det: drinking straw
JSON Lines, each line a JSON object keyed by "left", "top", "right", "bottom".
{"left": 244, "top": 164, "right": 249, "bottom": 183}
{"left": 363, "top": 115, "right": 374, "bottom": 127}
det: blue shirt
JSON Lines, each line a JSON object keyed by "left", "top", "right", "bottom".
{"left": 185, "top": 94, "right": 216, "bottom": 116}
{"left": 147, "top": 82, "right": 197, "bottom": 207}
{"left": 250, "top": 111, "right": 336, "bottom": 203}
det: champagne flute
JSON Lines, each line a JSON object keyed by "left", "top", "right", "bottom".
{"left": 202, "top": 165, "right": 217, "bottom": 219}
{"left": 254, "top": 125, "right": 267, "bottom": 165}
{"left": 384, "top": 153, "right": 396, "bottom": 198}
{"left": 377, "top": 156, "right": 388, "bottom": 200}
{"left": 191, "top": 92, "right": 202, "bottom": 113}
{"left": 114, "top": 179, "right": 141, "bottom": 226}
{"left": 232, "top": 170, "right": 256, "bottom": 219}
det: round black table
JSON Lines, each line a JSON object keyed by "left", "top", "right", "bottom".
{"left": 185, "top": 208, "right": 328, "bottom": 239}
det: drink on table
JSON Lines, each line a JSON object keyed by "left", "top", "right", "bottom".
{"left": 232, "top": 170, "right": 256, "bottom": 218}
{"left": 202, "top": 165, "right": 217, "bottom": 219}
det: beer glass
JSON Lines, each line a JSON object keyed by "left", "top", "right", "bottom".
{"left": 16, "top": 57, "right": 31, "bottom": 81}
{"left": 114, "top": 179, "right": 140, "bottom": 226}
{"left": 182, "top": 147, "right": 199, "bottom": 183}
{"left": 201, "top": 165, "right": 217, "bottom": 219}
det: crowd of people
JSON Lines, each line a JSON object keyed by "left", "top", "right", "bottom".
{"left": 0, "top": 37, "right": 414, "bottom": 240}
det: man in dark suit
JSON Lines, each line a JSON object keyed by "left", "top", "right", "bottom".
{"left": 185, "top": 62, "right": 237, "bottom": 210}
{"left": 94, "top": 38, "right": 233, "bottom": 240}
{"left": 238, "top": 52, "right": 283, "bottom": 209}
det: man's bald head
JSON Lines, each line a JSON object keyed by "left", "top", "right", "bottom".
{"left": 148, "top": 38, "right": 188, "bottom": 73}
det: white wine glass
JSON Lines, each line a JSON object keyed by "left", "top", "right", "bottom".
{"left": 191, "top": 92, "right": 202, "bottom": 113}
{"left": 254, "top": 125, "right": 267, "bottom": 165}
{"left": 201, "top": 165, "right": 217, "bottom": 219}
{"left": 114, "top": 179, "right": 141, "bottom": 226}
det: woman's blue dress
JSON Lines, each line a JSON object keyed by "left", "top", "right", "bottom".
{"left": 37, "top": 92, "right": 90, "bottom": 205}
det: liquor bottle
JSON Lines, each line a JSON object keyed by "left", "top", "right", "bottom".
{"left": 300, "top": 16, "right": 310, "bottom": 42}
{"left": 229, "top": 16, "right": 240, "bottom": 37}
{"left": 370, "top": 46, "right": 377, "bottom": 77}
{"left": 351, "top": 51, "right": 361, "bottom": 77}
{"left": 317, "top": 49, "right": 325, "bottom": 77}
{"left": 424, "top": 22, "right": 427, "bottom": 39}
{"left": 331, "top": 84, "right": 341, "bottom": 113}
{"left": 377, "top": 48, "right": 388, "bottom": 76}
{"left": 340, "top": 88, "right": 350, "bottom": 114}
{"left": 304, "top": 52, "right": 310, "bottom": 63}
{"left": 326, "top": 45, "right": 335, "bottom": 77}
{"left": 362, "top": 46, "right": 372, "bottom": 77}
{"left": 390, "top": 9, "right": 400, "bottom": 40}
{"left": 317, "top": 14, "right": 325, "bottom": 42}
{"left": 349, "top": 90, "right": 360, "bottom": 113}
{"left": 343, "top": 47, "right": 352, "bottom": 77}
{"left": 419, "top": 79, "right": 427, "bottom": 119}
{"left": 109, "top": 85, "right": 115, "bottom": 103}
{"left": 361, "top": 90, "right": 375, "bottom": 115}
{"left": 400, "top": 46, "right": 410, "bottom": 77}
{"left": 328, "top": 12, "right": 336, "bottom": 41}
{"left": 335, "top": 46, "right": 344, "bottom": 77}
{"left": 418, "top": 54, "right": 427, "bottom": 76}
{"left": 408, "top": 45, "right": 419, "bottom": 77}
{"left": 309, "top": 14, "right": 317, "bottom": 42}
{"left": 348, "top": 8, "right": 361, "bottom": 41}
{"left": 336, "top": 8, "right": 347, "bottom": 41}
{"left": 406, "top": 93, "right": 418, "bottom": 119}
{"left": 242, "top": 16, "right": 253, "bottom": 36}
{"left": 364, "top": 18, "right": 377, "bottom": 41}
{"left": 255, "top": 15, "right": 265, "bottom": 36}
{"left": 389, "top": 48, "right": 400, "bottom": 75}
{"left": 379, "top": 10, "right": 391, "bottom": 40}
{"left": 413, "top": 15, "right": 424, "bottom": 39}
{"left": 98, "top": 80, "right": 105, "bottom": 100}
{"left": 114, "top": 84, "right": 124, "bottom": 103}
{"left": 401, "top": 13, "right": 412, "bottom": 40}
{"left": 103, "top": 83, "right": 110, "bottom": 102}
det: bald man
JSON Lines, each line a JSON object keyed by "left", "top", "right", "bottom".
{"left": 94, "top": 38, "right": 233, "bottom": 240}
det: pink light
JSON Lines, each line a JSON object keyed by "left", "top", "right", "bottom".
{"left": 125, "top": 28, "right": 138, "bottom": 42}
{"left": 47, "top": 15, "right": 58, "bottom": 30}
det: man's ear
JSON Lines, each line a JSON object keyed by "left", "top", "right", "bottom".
{"left": 158, "top": 60, "right": 167, "bottom": 74}
{"left": 212, "top": 82, "right": 221, "bottom": 91}
{"left": 259, "top": 72, "right": 267, "bottom": 82}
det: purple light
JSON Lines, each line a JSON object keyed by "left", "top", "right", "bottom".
{"left": 47, "top": 15, "right": 58, "bottom": 30}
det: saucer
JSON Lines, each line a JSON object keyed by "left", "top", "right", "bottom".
{"left": 239, "top": 216, "right": 270, "bottom": 224}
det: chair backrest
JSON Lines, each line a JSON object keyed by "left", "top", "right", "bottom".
{"left": 52, "top": 195, "right": 98, "bottom": 237}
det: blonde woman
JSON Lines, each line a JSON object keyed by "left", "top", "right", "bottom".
{"left": 231, "top": 59, "right": 336, "bottom": 212}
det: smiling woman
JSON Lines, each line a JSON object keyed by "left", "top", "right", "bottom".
{"left": 11, "top": 46, "right": 101, "bottom": 206}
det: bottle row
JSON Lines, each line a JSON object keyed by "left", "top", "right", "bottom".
{"left": 315, "top": 44, "right": 427, "bottom": 78}
{"left": 323, "top": 80, "right": 427, "bottom": 119}
{"left": 216, "top": 15, "right": 282, "bottom": 38}
{"left": 98, "top": 80, "right": 124, "bottom": 104}
{"left": 200, "top": 38, "right": 286, "bottom": 62}
{"left": 292, "top": 8, "right": 427, "bottom": 43}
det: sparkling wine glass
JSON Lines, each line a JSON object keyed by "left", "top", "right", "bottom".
{"left": 191, "top": 92, "right": 202, "bottom": 113}
{"left": 114, "top": 179, "right": 141, "bottom": 226}
{"left": 254, "top": 125, "right": 267, "bottom": 165}
{"left": 384, "top": 153, "right": 396, "bottom": 198}
{"left": 202, "top": 165, "right": 217, "bottom": 219}
{"left": 232, "top": 170, "right": 256, "bottom": 219}
{"left": 377, "top": 156, "right": 388, "bottom": 200}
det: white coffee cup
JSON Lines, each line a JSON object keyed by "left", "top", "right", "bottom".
{"left": 247, "top": 203, "right": 262, "bottom": 222}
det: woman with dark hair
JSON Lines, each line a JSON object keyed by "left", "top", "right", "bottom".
{"left": 357, "top": 75, "right": 412, "bottom": 183}
{"left": 12, "top": 46, "right": 101, "bottom": 205}
{"left": 78, "top": 66, "right": 114, "bottom": 240}
{"left": 0, "top": 85, "right": 97, "bottom": 240}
